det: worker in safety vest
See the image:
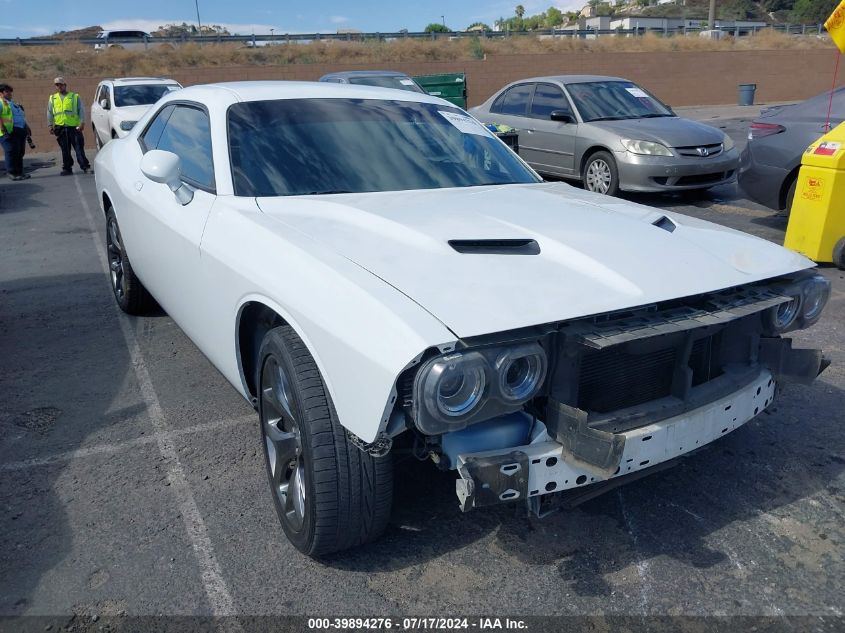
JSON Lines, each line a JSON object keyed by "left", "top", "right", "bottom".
{"left": 47, "top": 76, "right": 91, "bottom": 175}
{"left": 0, "top": 82, "right": 30, "bottom": 180}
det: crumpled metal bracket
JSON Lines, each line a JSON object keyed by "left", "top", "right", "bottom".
{"left": 544, "top": 399, "right": 626, "bottom": 480}
{"left": 456, "top": 450, "right": 529, "bottom": 512}
{"left": 759, "top": 337, "right": 829, "bottom": 385}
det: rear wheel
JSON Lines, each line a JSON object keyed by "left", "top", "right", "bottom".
{"left": 833, "top": 238, "right": 845, "bottom": 271}
{"left": 583, "top": 151, "right": 619, "bottom": 196}
{"left": 106, "top": 208, "right": 153, "bottom": 314}
{"left": 784, "top": 177, "right": 797, "bottom": 214}
{"left": 257, "top": 325, "right": 393, "bottom": 556}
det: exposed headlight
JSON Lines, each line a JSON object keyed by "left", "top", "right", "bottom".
{"left": 763, "top": 273, "right": 830, "bottom": 334}
{"left": 723, "top": 134, "right": 735, "bottom": 151}
{"left": 413, "top": 342, "right": 548, "bottom": 434}
{"left": 421, "top": 353, "right": 487, "bottom": 419}
{"left": 620, "top": 139, "right": 672, "bottom": 156}
{"left": 495, "top": 344, "right": 547, "bottom": 403}
{"left": 801, "top": 274, "right": 831, "bottom": 326}
{"left": 119, "top": 120, "right": 137, "bottom": 131}
{"left": 765, "top": 294, "right": 802, "bottom": 333}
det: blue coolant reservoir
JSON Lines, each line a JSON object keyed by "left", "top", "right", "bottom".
{"left": 441, "top": 411, "right": 533, "bottom": 470}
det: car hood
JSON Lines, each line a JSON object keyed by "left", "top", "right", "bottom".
{"left": 113, "top": 105, "right": 151, "bottom": 121}
{"left": 257, "top": 182, "right": 811, "bottom": 338}
{"left": 591, "top": 116, "right": 726, "bottom": 148}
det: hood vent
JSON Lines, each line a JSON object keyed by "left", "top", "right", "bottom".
{"left": 448, "top": 239, "right": 541, "bottom": 255}
{"left": 652, "top": 216, "right": 677, "bottom": 233}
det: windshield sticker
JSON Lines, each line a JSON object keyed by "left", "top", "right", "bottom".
{"left": 625, "top": 87, "right": 650, "bottom": 99}
{"left": 438, "top": 111, "right": 489, "bottom": 136}
{"left": 399, "top": 79, "right": 415, "bottom": 86}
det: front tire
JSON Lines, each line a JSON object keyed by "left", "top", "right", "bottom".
{"left": 106, "top": 208, "right": 153, "bottom": 314}
{"left": 583, "top": 151, "right": 620, "bottom": 196}
{"left": 257, "top": 326, "right": 393, "bottom": 557}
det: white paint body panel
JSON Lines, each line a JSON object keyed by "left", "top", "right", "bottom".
{"left": 95, "top": 81, "right": 811, "bottom": 443}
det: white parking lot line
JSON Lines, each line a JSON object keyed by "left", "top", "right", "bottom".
{"left": 0, "top": 415, "right": 253, "bottom": 471}
{"left": 75, "top": 178, "right": 240, "bottom": 618}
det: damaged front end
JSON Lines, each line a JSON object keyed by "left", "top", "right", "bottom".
{"left": 396, "top": 271, "right": 830, "bottom": 515}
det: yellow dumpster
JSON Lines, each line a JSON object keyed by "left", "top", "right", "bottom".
{"left": 784, "top": 121, "right": 845, "bottom": 269}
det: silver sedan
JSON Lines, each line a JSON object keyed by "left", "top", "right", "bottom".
{"left": 470, "top": 75, "right": 739, "bottom": 196}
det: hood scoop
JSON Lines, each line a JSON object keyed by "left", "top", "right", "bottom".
{"left": 448, "top": 239, "right": 541, "bottom": 255}
{"left": 652, "top": 216, "right": 677, "bottom": 233}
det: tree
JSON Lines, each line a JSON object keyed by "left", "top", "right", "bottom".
{"left": 424, "top": 23, "right": 450, "bottom": 32}
{"left": 717, "top": 0, "right": 757, "bottom": 20}
{"left": 466, "top": 21, "right": 492, "bottom": 31}
{"left": 792, "top": 0, "right": 837, "bottom": 23}
{"left": 546, "top": 7, "right": 564, "bottom": 26}
{"left": 516, "top": 4, "right": 526, "bottom": 18}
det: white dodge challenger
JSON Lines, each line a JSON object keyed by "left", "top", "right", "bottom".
{"left": 95, "top": 81, "right": 830, "bottom": 556}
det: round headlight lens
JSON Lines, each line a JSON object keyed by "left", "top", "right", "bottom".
{"left": 423, "top": 354, "right": 487, "bottom": 418}
{"left": 770, "top": 295, "right": 801, "bottom": 332}
{"left": 802, "top": 275, "right": 831, "bottom": 323}
{"left": 496, "top": 344, "right": 547, "bottom": 402}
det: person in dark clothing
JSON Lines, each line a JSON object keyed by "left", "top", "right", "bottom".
{"left": 47, "top": 76, "right": 91, "bottom": 175}
{"left": 0, "top": 83, "right": 30, "bottom": 180}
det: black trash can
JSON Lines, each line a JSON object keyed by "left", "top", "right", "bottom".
{"left": 496, "top": 131, "right": 519, "bottom": 154}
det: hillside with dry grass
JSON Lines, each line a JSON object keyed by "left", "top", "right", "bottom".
{"left": 0, "top": 31, "right": 833, "bottom": 79}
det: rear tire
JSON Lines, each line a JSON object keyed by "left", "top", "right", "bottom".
{"left": 833, "top": 238, "right": 845, "bottom": 271}
{"left": 257, "top": 325, "right": 393, "bottom": 557}
{"left": 105, "top": 208, "right": 154, "bottom": 315}
{"left": 583, "top": 151, "right": 620, "bottom": 196}
{"left": 784, "top": 177, "right": 797, "bottom": 214}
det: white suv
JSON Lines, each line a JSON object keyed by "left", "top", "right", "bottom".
{"left": 91, "top": 77, "right": 182, "bottom": 148}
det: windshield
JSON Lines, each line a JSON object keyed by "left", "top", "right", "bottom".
{"left": 228, "top": 98, "right": 540, "bottom": 197}
{"left": 114, "top": 85, "right": 178, "bottom": 107}
{"left": 566, "top": 81, "right": 673, "bottom": 122}
{"left": 347, "top": 76, "right": 425, "bottom": 93}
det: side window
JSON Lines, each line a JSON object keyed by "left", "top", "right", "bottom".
{"left": 155, "top": 105, "right": 215, "bottom": 190}
{"left": 141, "top": 104, "right": 175, "bottom": 151}
{"left": 94, "top": 86, "right": 103, "bottom": 103}
{"left": 103, "top": 86, "right": 111, "bottom": 107}
{"left": 530, "top": 84, "right": 570, "bottom": 119}
{"left": 495, "top": 84, "right": 533, "bottom": 117}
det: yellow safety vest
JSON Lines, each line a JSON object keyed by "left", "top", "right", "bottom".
{"left": 50, "top": 92, "right": 81, "bottom": 127}
{"left": 0, "top": 99, "right": 12, "bottom": 137}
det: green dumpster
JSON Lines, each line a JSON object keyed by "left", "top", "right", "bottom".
{"left": 412, "top": 73, "right": 467, "bottom": 109}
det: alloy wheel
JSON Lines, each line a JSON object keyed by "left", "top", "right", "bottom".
{"left": 106, "top": 218, "right": 126, "bottom": 300}
{"left": 585, "top": 159, "right": 612, "bottom": 194}
{"left": 260, "top": 357, "right": 306, "bottom": 531}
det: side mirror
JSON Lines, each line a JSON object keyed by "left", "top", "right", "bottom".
{"left": 100, "top": 99, "right": 110, "bottom": 110}
{"left": 140, "top": 150, "right": 194, "bottom": 205}
{"left": 550, "top": 110, "right": 575, "bottom": 123}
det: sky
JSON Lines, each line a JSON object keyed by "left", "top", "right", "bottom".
{"left": 0, "top": 1, "right": 585, "bottom": 39}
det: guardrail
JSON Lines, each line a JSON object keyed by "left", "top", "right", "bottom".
{"left": 0, "top": 23, "right": 828, "bottom": 47}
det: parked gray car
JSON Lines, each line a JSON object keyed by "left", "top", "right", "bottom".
{"left": 470, "top": 75, "right": 739, "bottom": 196}
{"left": 739, "top": 87, "right": 845, "bottom": 212}
{"left": 318, "top": 70, "right": 426, "bottom": 93}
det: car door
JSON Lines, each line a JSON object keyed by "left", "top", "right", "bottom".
{"left": 123, "top": 102, "right": 217, "bottom": 332}
{"left": 487, "top": 83, "right": 538, "bottom": 164}
{"left": 525, "top": 83, "right": 578, "bottom": 177}
{"left": 91, "top": 85, "right": 110, "bottom": 143}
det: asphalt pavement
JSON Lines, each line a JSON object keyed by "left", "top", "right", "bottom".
{"left": 0, "top": 107, "right": 843, "bottom": 629}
